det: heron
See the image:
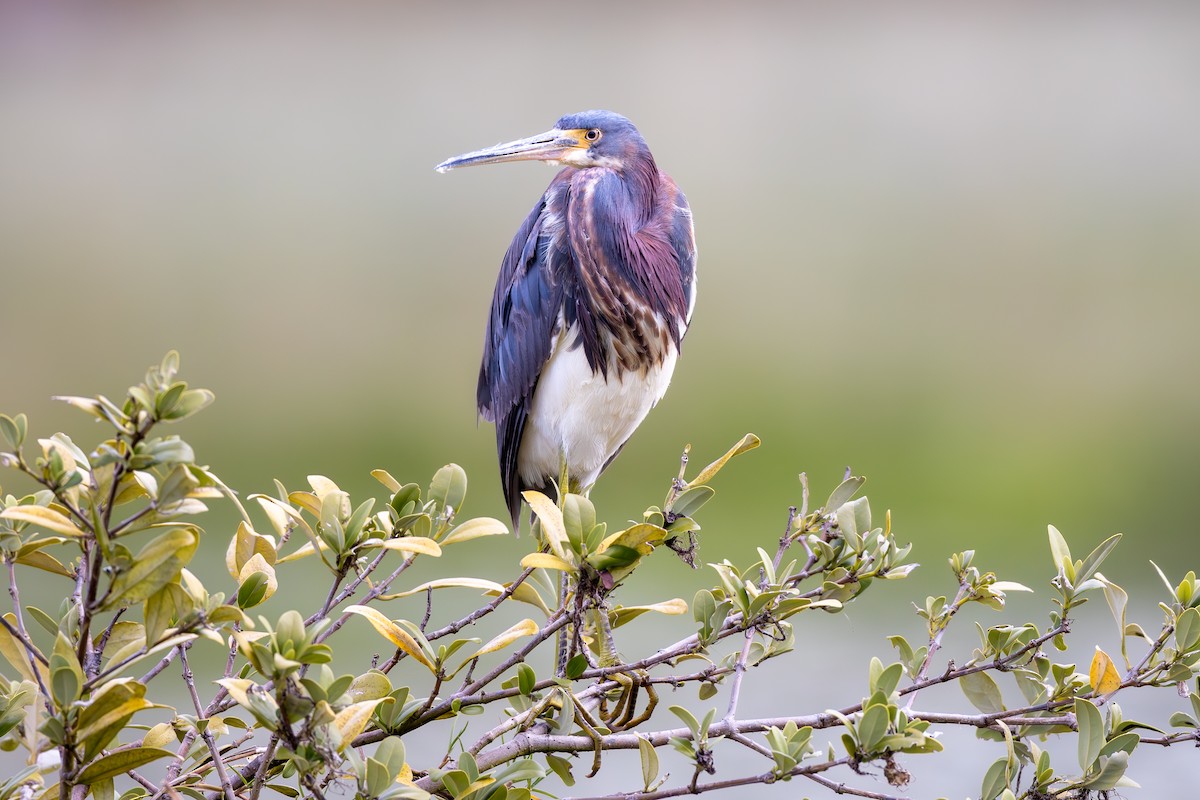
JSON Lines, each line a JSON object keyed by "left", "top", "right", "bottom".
{"left": 437, "top": 110, "right": 696, "bottom": 528}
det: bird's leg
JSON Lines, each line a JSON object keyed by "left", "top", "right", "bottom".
{"left": 563, "top": 690, "right": 608, "bottom": 778}
{"left": 588, "top": 603, "right": 656, "bottom": 732}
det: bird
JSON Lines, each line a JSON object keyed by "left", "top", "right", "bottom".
{"left": 436, "top": 110, "right": 696, "bottom": 529}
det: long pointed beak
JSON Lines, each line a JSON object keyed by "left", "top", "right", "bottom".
{"left": 436, "top": 128, "right": 581, "bottom": 173}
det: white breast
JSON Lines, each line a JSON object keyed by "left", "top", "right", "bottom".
{"left": 517, "top": 323, "right": 680, "bottom": 491}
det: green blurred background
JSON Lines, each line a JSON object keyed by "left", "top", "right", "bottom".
{"left": 1, "top": 1, "right": 1198, "bottom": 796}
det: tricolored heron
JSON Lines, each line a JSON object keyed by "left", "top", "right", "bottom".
{"left": 437, "top": 110, "right": 696, "bottom": 528}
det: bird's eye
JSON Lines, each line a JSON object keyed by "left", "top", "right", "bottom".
{"left": 584, "top": 129, "right": 602, "bottom": 142}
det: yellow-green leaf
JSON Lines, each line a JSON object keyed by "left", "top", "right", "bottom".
{"left": 332, "top": 699, "right": 386, "bottom": 752}
{"left": 102, "top": 528, "right": 198, "bottom": 609}
{"left": 76, "top": 680, "right": 154, "bottom": 757}
{"left": 215, "top": 678, "right": 255, "bottom": 708}
{"left": 596, "top": 524, "right": 667, "bottom": 556}
{"left": 276, "top": 539, "right": 330, "bottom": 564}
{"left": 344, "top": 606, "right": 435, "bottom": 672}
{"left": 238, "top": 553, "right": 278, "bottom": 604}
{"left": 1089, "top": 646, "right": 1121, "bottom": 695}
{"left": 371, "top": 469, "right": 402, "bottom": 493}
{"left": 143, "top": 722, "right": 176, "bottom": 750}
{"left": 1048, "top": 525, "right": 1073, "bottom": 579}
{"left": 366, "top": 537, "right": 442, "bottom": 557}
{"left": 288, "top": 490, "right": 322, "bottom": 518}
{"left": 960, "top": 670, "right": 1005, "bottom": 714}
{"left": 99, "top": 622, "right": 145, "bottom": 663}
{"left": 484, "top": 580, "right": 551, "bottom": 615}
{"left": 385, "top": 577, "right": 505, "bottom": 599}
{"left": 440, "top": 517, "right": 510, "bottom": 546}
{"left": 75, "top": 747, "right": 174, "bottom": 783}
{"left": 688, "top": 433, "right": 760, "bottom": 487}
{"left": 143, "top": 585, "right": 176, "bottom": 646}
{"left": 519, "top": 552, "right": 576, "bottom": 573}
{"left": 14, "top": 549, "right": 73, "bottom": 577}
{"left": 345, "top": 671, "right": 393, "bottom": 703}
{"left": 225, "top": 521, "right": 277, "bottom": 579}
{"left": 0, "top": 505, "right": 86, "bottom": 538}
{"left": 611, "top": 598, "right": 688, "bottom": 628}
{"left": 522, "top": 491, "right": 567, "bottom": 560}
{"left": 471, "top": 619, "right": 539, "bottom": 660}
{"left": 0, "top": 613, "right": 47, "bottom": 683}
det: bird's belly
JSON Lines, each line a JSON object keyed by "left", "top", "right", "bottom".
{"left": 517, "top": 335, "right": 678, "bottom": 491}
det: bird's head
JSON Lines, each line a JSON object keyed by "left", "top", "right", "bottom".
{"left": 436, "top": 110, "right": 651, "bottom": 174}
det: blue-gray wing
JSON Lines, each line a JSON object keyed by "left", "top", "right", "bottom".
{"left": 668, "top": 188, "right": 697, "bottom": 330}
{"left": 477, "top": 186, "right": 568, "bottom": 525}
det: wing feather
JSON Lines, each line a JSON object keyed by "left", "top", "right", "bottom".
{"left": 477, "top": 180, "right": 569, "bottom": 524}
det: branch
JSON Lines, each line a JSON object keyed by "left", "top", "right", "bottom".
{"left": 564, "top": 757, "right": 862, "bottom": 800}
{"left": 180, "top": 646, "right": 237, "bottom": 800}
{"left": 723, "top": 629, "right": 755, "bottom": 725}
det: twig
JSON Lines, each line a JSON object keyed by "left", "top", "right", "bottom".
{"left": 723, "top": 629, "right": 755, "bottom": 725}
{"left": 804, "top": 772, "right": 909, "bottom": 800}
{"left": 562, "top": 757, "right": 859, "bottom": 800}
{"left": 0, "top": 565, "right": 52, "bottom": 702}
{"left": 179, "top": 646, "right": 238, "bottom": 800}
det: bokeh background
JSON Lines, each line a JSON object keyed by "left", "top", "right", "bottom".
{"left": 2, "top": 1, "right": 1198, "bottom": 796}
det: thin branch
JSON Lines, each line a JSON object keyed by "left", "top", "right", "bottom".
{"left": 563, "top": 757, "right": 860, "bottom": 800}
{"left": 804, "top": 772, "right": 909, "bottom": 800}
{"left": 426, "top": 566, "right": 538, "bottom": 642}
{"left": 137, "top": 641, "right": 183, "bottom": 685}
{"left": 180, "top": 646, "right": 238, "bottom": 800}
{"left": 723, "top": 629, "right": 755, "bottom": 725}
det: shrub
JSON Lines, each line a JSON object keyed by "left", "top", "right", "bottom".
{"left": 0, "top": 353, "right": 1197, "bottom": 800}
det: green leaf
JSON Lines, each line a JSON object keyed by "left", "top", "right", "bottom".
{"left": 159, "top": 388, "right": 214, "bottom": 421}
{"left": 545, "top": 754, "right": 575, "bottom": 787}
{"left": 1176, "top": 607, "right": 1200, "bottom": 652}
{"left": 76, "top": 747, "right": 174, "bottom": 783}
{"left": 143, "top": 585, "right": 176, "bottom": 645}
{"left": 25, "top": 605, "right": 60, "bottom": 637}
{"left": 1075, "top": 534, "right": 1121, "bottom": 588}
{"left": 638, "top": 735, "right": 660, "bottom": 790}
{"left": 669, "top": 485, "right": 715, "bottom": 519}
{"left": 0, "top": 413, "right": 24, "bottom": 448}
{"left": 517, "top": 664, "right": 536, "bottom": 696}
{"left": 102, "top": 528, "right": 199, "bottom": 609}
{"left": 428, "top": 464, "right": 468, "bottom": 513}
{"left": 873, "top": 662, "right": 904, "bottom": 698}
{"left": 50, "top": 631, "right": 83, "bottom": 708}
{"left": 960, "top": 671, "right": 1005, "bottom": 714}
{"left": 1083, "top": 752, "right": 1132, "bottom": 791}
{"left": 857, "top": 704, "right": 889, "bottom": 752}
{"left": 669, "top": 705, "right": 701, "bottom": 737}
{"left": 824, "top": 475, "right": 865, "bottom": 512}
{"left": 76, "top": 680, "right": 154, "bottom": 758}
{"left": 979, "top": 757, "right": 1010, "bottom": 800}
{"left": 1099, "top": 731, "right": 1139, "bottom": 759}
{"left": 1075, "top": 697, "right": 1104, "bottom": 770}
{"left": 565, "top": 654, "right": 587, "bottom": 679}
{"left": 1047, "top": 525, "right": 1072, "bottom": 580}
